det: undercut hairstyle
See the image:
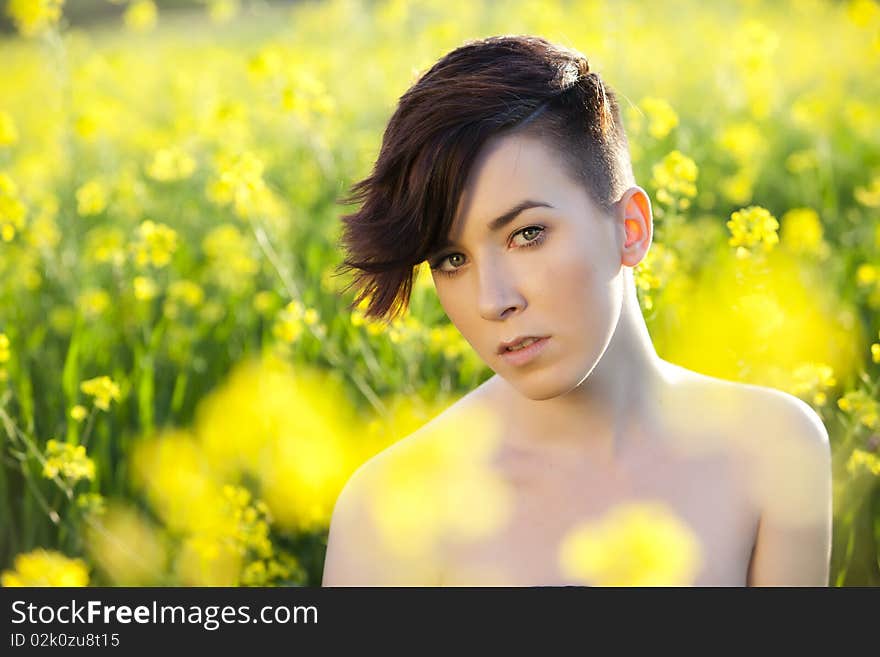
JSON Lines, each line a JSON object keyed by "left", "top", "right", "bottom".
{"left": 334, "top": 34, "right": 636, "bottom": 322}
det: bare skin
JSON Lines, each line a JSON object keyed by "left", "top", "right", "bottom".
{"left": 435, "top": 368, "right": 760, "bottom": 586}
{"left": 322, "top": 132, "right": 832, "bottom": 587}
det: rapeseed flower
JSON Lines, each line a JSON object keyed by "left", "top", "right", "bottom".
{"left": 164, "top": 280, "right": 204, "bottom": 319}
{"left": 76, "top": 492, "right": 106, "bottom": 518}
{"left": 388, "top": 315, "right": 422, "bottom": 345}
{"left": 206, "top": 151, "right": 269, "bottom": 219}
{"left": 854, "top": 174, "right": 880, "bottom": 207}
{"left": 202, "top": 224, "right": 259, "bottom": 292}
{"left": 42, "top": 439, "right": 95, "bottom": 483}
{"left": 124, "top": 0, "right": 157, "bottom": 33}
{"left": 241, "top": 551, "right": 305, "bottom": 586}
{"left": 206, "top": 0, "right": 240, "bottom": 24}
{"left": 789, "top": 362, "right": 837, "bottom": 407}
{"left": 0, "top": 111, "right": 18, "bottom": 146}
{"left": 633, "top": 243, "right": 679, "bottom": 312}
{"left": 558, "top": 502, "right": 702, "bottom": 586}
{"left": 846, "top": 448, "right": 880, "bottom": 477}
{"left": 651, "top": 150, "right": 698, "bottom": 210}
{"left": 1, "top": 548, "right": 88, "bottom": 587}
{"left": 848, "top": 0, "right": 880, "bottom": 27}
{"left": 780, "top": 208, "right": 828, "bottom": 257}
{"left": 727, "top": 205, "right": 779, "bottom": 255}
{"left": 5, "top": 0, "right": 65, "bottom": 37}
{"left": 85, "top": 502, "right": 166, "bottom": 585}
{"left": 84, "top": 226, "right": 127, "bottom": 267}
{"left": 734, "top": 20, "right": 779, "bottom": 72}
{"left": 77, "top": 288, "right": 111, "bottom": 318}
{"left": 717, "top": 121, "right": 766, "bottom": 165}
{"left": 640, "top": 97, "right": 679, "bottom": 139}
{"left": 272, "top": 300, "right": 309, "bottom": 343}
{"left": 146, "top": 145, "right": 197, "bottom": 182}
{"left": 133, "top": 275, "right": 159, "bottom": 301}
{"left": 0, "top": 172, "right": 26, "bottom": 242}
{"left": 131, "top": 220, "right": 178, "bottom": 268}
{"left": 838, "top": 390, "right": 880, "bottom": 429}
{"left": 80, "top": 375, "right": 121, "bottom": 411}
{"left": 785, "top": 149, "right": 819, "bottom": 174}
{"left": 75, "top": 179, "right": 108, "bottom": 216}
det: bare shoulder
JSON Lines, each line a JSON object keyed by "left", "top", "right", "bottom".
{"left": 667, "top": 371, "right": 835, "bottom": 586}
{"left": 666, "top": 365, "right": 831, "bottom": 523}
{"left": 664, "top": 364, "right": 830, "bottom": 453}
{"left": 323, "top": 386, "right": 498, "bottom": 586}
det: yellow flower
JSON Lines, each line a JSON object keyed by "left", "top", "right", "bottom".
{"left": 1, "top": 548, "right": 88, "bottom": 587}
{"left": 207, "top": 0, "right": 240, "bottom": 24}
{"left": 80, "top": 375, "right": 121, "bottom": 411}
{"left": 780, "top": 208, "right": 826, "bottom": 257}
{"left": 202, "top": 224, "right": 259, "bottom": 292}
{"left": 640, "top": 97, "right": 679, "bottom": 140}
{"left": 0, "top": 332, "right": 10, "bottom": 364}
{"left": 785, "top": 149, "right": 819, "bottom": 174}
{"left": 164, "top": 280, "right": 204, "bottom": 319}
{"left": 168, "top": 280, "right": 204, "bottom": 307}
{"left": 720, "top": 167, "right": 756, "bottom": 205}
{"left": 0, "top": 172, "right": 27, "bottom": 242}
{"left": 854, "top": 174, "right": 880, "bottom": 207}
{"left": 848, "top": 0, "right": 880, "bottom": 27}
{"left": 273, "top": 301, "right": 305, "bottom": 343}
{"left": 146, "top": 146, "right": 197, "bottom": 182}
{"left": 5, "top": 0, "right": 65, "bottom": 37}
{"left": 559, "top": 502, "right": 702, "bottom": 586}
{"left": 42, "top": 439, "right": 96, "bottom": 483}
{"left": 633, "top": 243, "right": 679, "bottom": 312}
{"left": 70, "top": 405, "right": 88, "bottom": 422}
{"left": 303, "top": 308, "right": 320, "bottom": 326}
{"left": 77, "top": 288, "right": 111, "bottom": 318}
{"left": 857, "top": 263, "right": 878, "bottom": 286}
{"left": 124, "top": 0, "right": 157, "bottom": 32}
{"left": 84, "top": 226, "right": 127, "bottom": 267}
{"left": 76, "top": 492, "right": 106, "bottom": 518}
{"left": 734, "top": 20, "right": 779, "bottom": 72}
{"left": 846, "top": 448, "right": 880, "bottom": 477}
{"left": 133, "top": 275, "right": 159, "bottom": 301}
{"left": 837, "top": 390, "right": 879, "bottom": 429}
{"left": 789, "top": 363, "right": 837, "bottom": 407}
{"left": 651, "top": 150, "right": 698, "bottom": 206}
{"left": 872, "top": 343, "right": 880, "bottom": 364}
{"left": 132, "top": 220, "right": 178, "bottom": 268}
{"left": 0, "top": 111, "right": 18, "bottom": 147}
{"left": 717, "top": 122, "right": 766, "bottom": 165}
{"left": 727, "top": 205, "right": 779, "bottom": 253}
{"left": 253, "top": 290, "right": 279, "bottom": 316}
{"left": 75, "top": 179, "right": 108, "bottom": 216}
{"left": 206, "top": 151, "right": 270, "bottom": 219}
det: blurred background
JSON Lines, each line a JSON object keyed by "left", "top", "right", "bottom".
{"left": 0, "top": 0, "right": 877, "bottom": 587}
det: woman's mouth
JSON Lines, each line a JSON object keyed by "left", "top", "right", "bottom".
{"left": 499, "top": 336, "right": 550, "bottom": 366}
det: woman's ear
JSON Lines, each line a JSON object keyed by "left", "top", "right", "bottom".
{"left": 619, "top": 186, "right": 652, "bottom": 267}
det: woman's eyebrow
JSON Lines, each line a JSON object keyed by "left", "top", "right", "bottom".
{"left": 428, "top": 199, "right": 554, "bottom": 257}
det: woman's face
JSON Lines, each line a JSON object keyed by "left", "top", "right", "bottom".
{"left": 428, "top": 133, "right": 630, "bottom": 401}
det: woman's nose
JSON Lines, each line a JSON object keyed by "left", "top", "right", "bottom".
{"left": 477, "top": 260, "right": 525, "bottom": 321}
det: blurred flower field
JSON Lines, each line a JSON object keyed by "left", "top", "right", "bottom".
{"left": 0, "top": 0, "right": 878, "bottom": 586}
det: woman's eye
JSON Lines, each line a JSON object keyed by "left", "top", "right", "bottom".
{"left": 431, "top": 225, "right": 546, "bottom": 276}
{"left": 517, "top": 226, "right": 542, "bottom": 242}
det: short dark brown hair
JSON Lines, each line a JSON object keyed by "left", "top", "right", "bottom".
{"left": 334, "top": 34, "right": 635, "bottom": 322}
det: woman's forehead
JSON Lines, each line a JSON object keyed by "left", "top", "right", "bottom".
{"left": 448, "top": 135, "right": 595, "bottom": 239}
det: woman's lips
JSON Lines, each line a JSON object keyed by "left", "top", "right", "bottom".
{"left": 499, "top": 336, "right": 550, "bottom": 366}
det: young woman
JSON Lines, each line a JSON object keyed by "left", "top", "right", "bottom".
{"left": 322, "top": 35, "right": 832, "bottom": 586}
